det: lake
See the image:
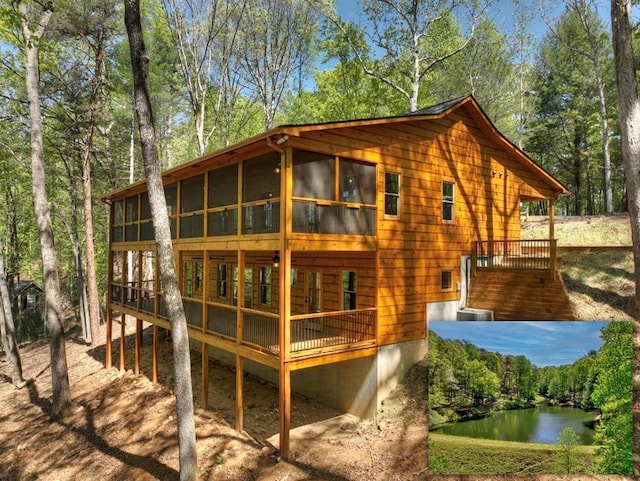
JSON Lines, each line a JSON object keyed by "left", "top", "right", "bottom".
{"left": 434, "top": 402, "right": 596, "bottom": 444}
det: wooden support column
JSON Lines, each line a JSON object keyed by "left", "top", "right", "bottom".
{"left": 119, "top": 314, "right": 126, "bottom": 371}
{"left": 105, "top": 308, "right": 112, "bottom": 369}
{"left": 201, "top": 251, "right": 209, "bottom": 409}
{"left": 278, "top": 145, "right": 292, "bottom": 459}
{"left": 471, "top": 241, "right": 478, "bottom": 277}
{"left": 549, "top": 199, "right": 556, "bottom": 279}
{"left": 202, "top": 343, "right": 209, "bottom": 408}
{"left": 134, "top": 318, "right": 142, "bottom": 375}
{"left": 235, "top": 355, "right": 244, "bottom": 432}
{"left": 235, "top": 249, "right": 245, "bottom": 432}
{"left": 549, "top": 199, "right": 555, "bottom": 241}
{"left": 152, "top": 324, "right": 159, "bottom": 383}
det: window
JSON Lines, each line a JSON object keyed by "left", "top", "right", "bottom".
{"left": 217, "top": 264, "right": 227, "bottom": 298}
{"left": 385, "top": 172, "right": 400, "bottom": 217}
{"left": 442, "top": 181, "right": 455, "bottom": 222}
{"left": 441, "top": 270, "right": 454, "bottom": 291}
{"left": 342, "top": 271, "right": 357, "bottom": 310}
{"left": 233, "top": 267, "right": 253, "bottom": 308}
{"left": 183, "top": 259, "right": 203, "bottom": 298}
{"left": 259, "top": 266, "right": 272, "bottom": 304}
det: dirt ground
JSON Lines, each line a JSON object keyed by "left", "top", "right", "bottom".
{"left": 0, "top": 320, "right": 428, "bottom": 481}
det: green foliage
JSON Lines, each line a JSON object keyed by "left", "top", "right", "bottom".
{"left": 590, "top": 321, "right": 633, "bottom": 474}
{"left": 557, "top": 427, "right": 581, "bottom": 473}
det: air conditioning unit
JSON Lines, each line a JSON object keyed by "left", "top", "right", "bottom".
{"left": 457, "top": 308, "right": 494, "bottom": 321}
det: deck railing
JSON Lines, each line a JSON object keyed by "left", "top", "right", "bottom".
{"left": 289, "top": 308, "right": 376, "bottom": 354}
{"left": 112, "top": 292, "right": 377, "bottom": 357}
{"left": 472, "top": 239, "right": 557, "bottom": 277}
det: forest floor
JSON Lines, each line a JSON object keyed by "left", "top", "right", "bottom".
{"left": 0, "top": 214, "right": 637, "bottom": 480}
{"left": 0, "top": 320, "right": 428, "bottom": 481}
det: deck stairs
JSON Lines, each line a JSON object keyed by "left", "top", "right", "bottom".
{"left": 467, "top": 268, "right": 575, "bottom": 320}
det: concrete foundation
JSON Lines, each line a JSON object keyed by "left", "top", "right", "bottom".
{"left": 190, "top": 336, "right": 427, "bottom": 419}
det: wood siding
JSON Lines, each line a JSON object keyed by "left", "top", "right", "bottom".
{"left": 291, "top": 104, "right": 560, "bottom": 345}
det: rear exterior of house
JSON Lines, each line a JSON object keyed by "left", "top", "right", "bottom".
{"left": 103, "top": 96, "right": 570, "bottom": 455}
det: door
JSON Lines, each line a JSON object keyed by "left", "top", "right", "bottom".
{"left": 305, "top": 271, "right": 323, "bottom": 332}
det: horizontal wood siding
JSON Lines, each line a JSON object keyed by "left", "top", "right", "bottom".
{"left": 296, "top": 106, "right": 553, "bottom": 346}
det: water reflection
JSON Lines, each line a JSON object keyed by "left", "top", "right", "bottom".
{"left": 434, "top": 402, "right": 596, "bottom": 444}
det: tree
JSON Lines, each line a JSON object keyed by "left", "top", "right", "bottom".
{"left": 0, "top": 240, "right": 25, "bottom": 387}
{"left": 19, "top": 0, "right": 75, "bottom": 419}
{"left": 162, "top": 0, "right": 248, "bottom": 155}
{"left": 611, "top": 0, "right": 640, "bottom": 319}
{"left": 542, "top": 0, "right": 615, "bottom": 215}
{"left": 528, "top": 7, "right": 613, "bottom": 215}
{"left": 556, "top": 427, "right": 580, "bottom": 474}
{"left": 590, "top": 321, "right": 632, "bottom": 474}
{"left": 321, "top": 0, "right": 490, "bottom": 113}
{"left": 123, "top": 0, "right": 197, "bottom": 478}
{"left": 239, "top": 0, "right": 319, "bottom": 129}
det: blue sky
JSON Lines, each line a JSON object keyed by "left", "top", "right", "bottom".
{"left": 428, "top": 321, "right": 609, "bottom": 367}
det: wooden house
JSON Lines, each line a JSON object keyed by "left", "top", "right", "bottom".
{"left": 12, "top": 280, "right": 46, "bottom": 344}
{"left": 103, "top": 95, "right": 571, "bottom": 456}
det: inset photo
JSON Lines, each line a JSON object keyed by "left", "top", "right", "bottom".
{"left": 427, "top": 321, "right": 632, "bottom": 475}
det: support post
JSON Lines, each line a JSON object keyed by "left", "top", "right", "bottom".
{"left": 235, "top": 355, "right": 244, "bottom": 432}
{"left": 201, "top": 342, "right": 209, "bottom": 409}
{"left": 105, "top": 308, "right": 112, "bottom": 369}
{"left": 549, "top": 199, "right": 556, "bottom": 279}
{"left": 119, "top": 314, "right": 126, "bottom": 371}
{"left": 549, "top": 199, "right": 555, "bottom": 241}
{"left": 277, "top": 145, "right": 292, "bottom": 458}
{"left": 471, "top": 241, "right": 477, "bottom": 277}
{"left": 134, "top": 317, "right": 142, "bottom": 375}
{"left": 152, "top": 324, "right": 159, "bottom": 383}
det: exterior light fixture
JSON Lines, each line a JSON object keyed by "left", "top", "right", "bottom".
{"left": 272, "top": 251, "right": 280, "bottom": 268}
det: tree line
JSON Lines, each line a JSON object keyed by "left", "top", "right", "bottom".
{"left": 428, "top": 321, "right": 632, "bottom": 474}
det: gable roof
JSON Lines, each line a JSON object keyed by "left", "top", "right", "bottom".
{"left": 104, "top": 95, "right": 568, "bottom": 200}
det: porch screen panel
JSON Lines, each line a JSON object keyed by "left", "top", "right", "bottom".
{"left": 293, "top": 150, "right": 335, "bottom": 200}
{"left": 242, "top": 153, "right": 280, "bottom": 202}
{"left": 208, "top": 165, "right": 238, "bottom": 207}
{"left": 180, "top": 175, "right": 204, "bottom": 238}
{"left": 339, "top": 159, "right": 376, "bottom": 204}
{"left": 165, "top": 183, "right": 178, "bottom": 239}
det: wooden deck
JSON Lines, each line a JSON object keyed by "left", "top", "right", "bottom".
{"left": 467, "top": 268, "right": 575, "bottom": 320}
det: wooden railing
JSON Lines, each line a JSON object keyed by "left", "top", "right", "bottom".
{"left": 472, "top": 239, "right": 557, "bottom": 278}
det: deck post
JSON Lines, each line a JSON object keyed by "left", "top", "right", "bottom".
{"left": 471, "top": 241, "right": 477, "bottom": 277}
{"left": 134, "top": 317, "right": 142, "bottom": 375}
{"left": 548, "top": 199, "right": 555, "bottom": 241}
{"left": 550, "top": 239, "right": 558, "bottom": 279}
{"left": 236, "top": 249, "right": 245, "bottom": 432}
{"left": 235, "top": 355, "right": 244, "bottom": 432}
{"left": 119, "top": 314, "right": 126, "bottom": 371}
{"left": 152, "top": 324, "right": 159, "bottom": 383}
{"left": 105, "top": 308, "right": 112, "bottom": 369}
{"left": 277, "top": 144, "right": 292, "bottom": 459}
{"left": 202, "top": 343, "right": 209, "bottom": 409}
{"left": 549, "top": 200, "right": 556, "bottom": 279}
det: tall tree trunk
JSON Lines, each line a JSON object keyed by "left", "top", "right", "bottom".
{"left": 0, "top": 243, "right": 25, "bottom": 387}
{"left": 123, "top": 1, "right": 197, "bottom": 479}
{"left": 63, "top": 163, "right": 91, "bottom": 343}
{"left": 19, "top": 0, "right": 74, "bottom": 418}
{"left": 611, "top": 0, "right": 640, "bottom": 318}
{"left": 82, "top": 23, "right": 106, "bottom": 347}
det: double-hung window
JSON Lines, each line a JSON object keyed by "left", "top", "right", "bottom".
{"left": 384, "top": 172, "right": 400, "bottom": 217}
{"left": 442, "top": 181, "right": 455, "bottom": 222}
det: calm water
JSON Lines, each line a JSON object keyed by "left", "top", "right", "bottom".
{"left": 435, "top": 402, "right": 596, "bottom": 444}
